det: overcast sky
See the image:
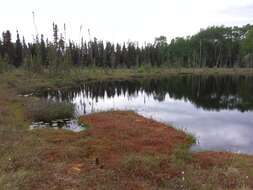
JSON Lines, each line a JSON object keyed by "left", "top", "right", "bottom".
{"left": 1, "top": 0, "right": 253, "bottom": 43}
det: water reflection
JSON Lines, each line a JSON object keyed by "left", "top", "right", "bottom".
{"left": 39, "top": 76, "right": 253, "bottom": 154}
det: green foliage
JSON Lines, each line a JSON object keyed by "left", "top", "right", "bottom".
{"left": 170, "top": 144, "right": 194, "bottom": 166}
{"left": 0, "top": 24, "right": 253, "bottom": 72}
{"left": 170, "top": 129, "right": 196, "bottom": 166}
{"left": 137, "top": 64, "right": 152, "bottom": 73}
{"left": 25, "top": 99, "right": 75, "bottom": 122}
{"left": 241, "top": 28, "right": 253, "bottom": 55}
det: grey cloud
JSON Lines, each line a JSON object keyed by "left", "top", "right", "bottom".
{"left": 222, "top": 3, "right": 253, "bottom": 18}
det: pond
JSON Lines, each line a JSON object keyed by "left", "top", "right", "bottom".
{"left": 38, "top": 75, "right": 253, "bottom": 154}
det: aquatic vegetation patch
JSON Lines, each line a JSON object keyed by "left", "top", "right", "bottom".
{"left": 25, "top": 99, "right": 75, "bottom": 122}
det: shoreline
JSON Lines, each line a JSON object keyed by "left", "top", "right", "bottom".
{"left": 1, "top": 68, "right": 253, "bottom": 94}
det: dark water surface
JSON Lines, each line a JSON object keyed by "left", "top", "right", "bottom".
{"left": 40, "top": 75, "right": 253, "bottom": 154}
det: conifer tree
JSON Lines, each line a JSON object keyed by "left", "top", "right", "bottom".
{"left": 14, "top": 31, "right": 23, "bottom": 67}
{"left": 2, "top": 30, "right": 14, "bottom": 66}
{"left": 40, "top": 34, "right": 48, "bottom": 66}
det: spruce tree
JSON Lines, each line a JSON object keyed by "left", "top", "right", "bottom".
{"left": 14, "top": 31, "right": 23, "bottom": 67}
{"left": 2, "top": 30, "right": 14, "bottom": 66}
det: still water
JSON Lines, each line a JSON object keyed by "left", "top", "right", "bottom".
{"left": 40, "top": 75, "right": 253, "bottom": 154}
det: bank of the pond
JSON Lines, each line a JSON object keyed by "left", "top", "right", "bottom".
{"left": 2, "top": 68, "right": 253, "bottom": 94}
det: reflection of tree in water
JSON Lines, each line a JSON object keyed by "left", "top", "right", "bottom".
{"left": 41, "top": 76, "right": 253, "bottom": 112}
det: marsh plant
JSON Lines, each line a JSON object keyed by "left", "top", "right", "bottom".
{"left": 26, "top": 99, "right": 75, "bottom": 122}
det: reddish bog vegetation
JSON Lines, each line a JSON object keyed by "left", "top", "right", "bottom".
{"left": 11, "top": 111, "right": 253, "bottom": 190}
{"left": 76, "top": 111, "right": 191, "bottom": 189}
{"left": 52, "top": 111, "right": 251, "bottom": 190}
{"left": 80, "top": 111, "right": 188, "bottom": 157}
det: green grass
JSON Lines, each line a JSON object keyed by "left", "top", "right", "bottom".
{"left": 170, "top": 144, "right": 194, "bottom": 167}
{"left": 25, "top": 99, "right": 75, "bottom": 122}
{"left": 2, "top": 67, "right": 253, "bottom": 94}
{"left": 175, "top": 127, "right": 196, "bottom": 145}
{"left": 168, "top": 128, "right": 196, "bottom": 166}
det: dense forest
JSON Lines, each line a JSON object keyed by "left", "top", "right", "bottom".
{"left": 1, "top": 24, "right": 253, "bottom": 71}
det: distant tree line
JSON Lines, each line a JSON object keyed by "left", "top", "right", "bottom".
{"left": 1, "top": 24, "right": 253, "bottom": 71}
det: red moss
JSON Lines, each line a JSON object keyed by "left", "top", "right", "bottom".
{"left": 25, "top": 111, "right": 253, "bottom": 189}
{"left": 79, "top": 111, "right": 187, "bottom": 160}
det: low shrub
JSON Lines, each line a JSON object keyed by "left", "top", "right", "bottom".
{"left": 26, "top": 99, "right": 75, "bottom": 122}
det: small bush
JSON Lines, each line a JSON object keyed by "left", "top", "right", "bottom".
{"left": 170, "top": 144, "right": 194, "bottom": 167}
{"left": 185, "top": 133, "right": 196, "bottom": 145}
{"left": 26, "top": 99, "right": 75, "bottom": 122}
{"left": 175, "top": 128, "right": 196, "bottom": 145}
{"left": 137, "top": 64, "right": 152, "bottom": 73}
